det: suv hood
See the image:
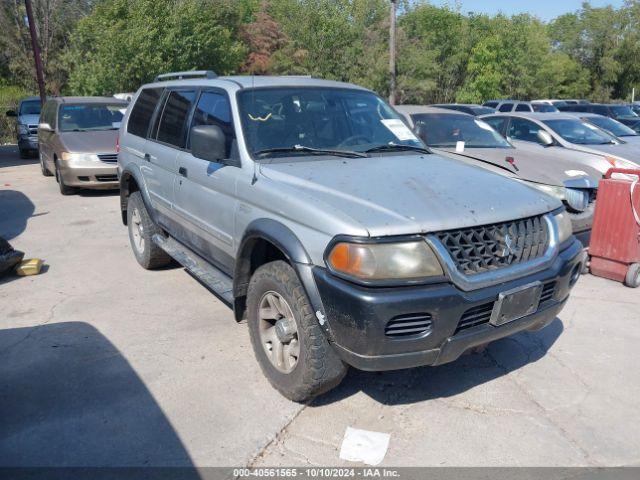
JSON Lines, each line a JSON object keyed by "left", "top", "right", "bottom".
{"left": 259, "top": 154, "right": 560, "bottom": 237}
{"left": 59, "top": 129, "right": 119, "bottom": 154}
{"left": 18, "top": 114, "right": 40, "bottom": 127}
{"left": 433, "top": 142, "right": 601, "bottom": 187}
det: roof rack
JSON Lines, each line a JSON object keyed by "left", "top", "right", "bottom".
{"left": 154, "top": 70, "right": 217, "bottom": 82}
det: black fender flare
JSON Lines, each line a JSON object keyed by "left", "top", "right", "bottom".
{"left": 119, "top": 165, "right": 156, "bottom": 225}
{"left": 233, "top": 219, "right": 329, "bottom": 333}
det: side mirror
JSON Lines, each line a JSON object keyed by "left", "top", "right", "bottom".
{"left": 191, "top": 125, "right": 226, "bottom": 163}
{"left": 537, "top": 130, "right": 554, "bottom": 146}
{"left": 39, "top": 122, "right": 53, "bottom": 132}
{"left": 6, "top": 110, "right": 17, "bottom": 117}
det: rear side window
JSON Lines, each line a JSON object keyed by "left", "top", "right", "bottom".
{"left": 515, "top": 103, "right": 531, "bottom": 112}
{"left": 189, "top": 91, "right": 234, "bottom": 156}
{"left": 127, "top": 88, "right": 163, "bottom": 138}
{"left": 484, "top": 101, "right": 498, "bottom": 108}
{"left": 156, "top": 90, "right": 196, "bottom": 148}
{"left": 498, "top": 103, "right": 513, "bottom": 112}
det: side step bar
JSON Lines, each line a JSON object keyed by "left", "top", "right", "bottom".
{"left": 152, "top": 234, "right": 234, "bottom": 305}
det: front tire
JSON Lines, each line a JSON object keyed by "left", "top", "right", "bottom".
{"left": 247, "top": 260, "right": 347, "bottom": 402}
{"left": 40, "top": 152, "right": 53, "bottom": 176}
{"left": 55, "top": 160, "right": 76, "bottom": 195}
{"left": 127, "top": 191, "right": 171, "bottom": 269}
{"left": 19, "top": 148, "right": 29, "bottom": 159}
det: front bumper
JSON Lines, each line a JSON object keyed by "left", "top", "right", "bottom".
{"left": 59, "top": 160, "right": 118, "bottom": 189}
{"left": 18, "top": 136, "right": 38, "bottom": 151}
{"left": 313, "top": 238, "right": 586, "bottom": 371}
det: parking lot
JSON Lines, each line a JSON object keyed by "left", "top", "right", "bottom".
{"left": 1, "top": 144, "right": 639, "bottom": 468}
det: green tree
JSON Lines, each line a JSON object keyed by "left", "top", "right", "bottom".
{"left": 64, "top": 0, "right": 246, "bottom": 95}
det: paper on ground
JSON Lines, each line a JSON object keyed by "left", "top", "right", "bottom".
{"left": 339, "top": 427, "right": 390, "bottom": 466}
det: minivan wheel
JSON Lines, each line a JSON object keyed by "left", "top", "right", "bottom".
{"left": 247, "top": 260, "right": 347, "bottom": 402}
{"left": 40, "top": 152, "right": 52, "bottom": 176}
{"left": 55, "top": 161, "right": 76, "bottom": 195}
{"left": 126, "top": 191, "right": 171, "bottom": 269}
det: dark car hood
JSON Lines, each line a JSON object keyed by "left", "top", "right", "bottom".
{"left": 259, "top": 153, "right": 560, "bottom": 237}
{"left": 58, "top": 129, "right": 119, "bottom": 154}
{"left": 432, "top": 142, "right": 602, "bottom": 187}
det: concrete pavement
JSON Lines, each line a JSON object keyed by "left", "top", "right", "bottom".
{"left": 1, "top": 145, "right": 638, "bottom": 468}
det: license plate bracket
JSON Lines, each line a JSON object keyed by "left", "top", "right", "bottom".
{"left": 490, "top": 281, "right": 543, "bottom": 326}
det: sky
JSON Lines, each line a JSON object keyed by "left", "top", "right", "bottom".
{"left": 429, "top": 0, "right": 626, "bottom": 21}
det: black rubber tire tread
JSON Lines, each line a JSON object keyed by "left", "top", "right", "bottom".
{"left": 625, "top": 263, "right": 640, "bottom": 288}
{"left": 55, "top": 160, "right": 76, "bottom": 195}
{"left": 127, "top": 191, "right": 171, "bottom": 270}
{"left": 40, "top": 154, "right": 53, "bottom": 176}
{"left": 19, "top": 148, "right": 29, "bottom": 159}
{"left": 247, "top": 260, "right": 347, "bottom": 402}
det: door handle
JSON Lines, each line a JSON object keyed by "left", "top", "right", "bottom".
{"left": 178, "top": 166, "right": 187, "bottom": 177}
{"left": 143, "top": 153, "right": 151, "bottom": 162}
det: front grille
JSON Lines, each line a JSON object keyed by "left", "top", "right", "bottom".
{"left": 435, "top": 215, "right": 549, "bottom": 275}
{"left": 97, "top": 153, "right": 118, "bottom": 163}
{"left": 28, "top": 124, "right": 38, "bottom": 136}
{"left": 456, "top": 302, "right": 494, "bottom": 334}
{"left": 95, "top": 174, "right": 118, "bottom": 182}
{"left": 385, "top": 313, "right": 432, "bottom": 338}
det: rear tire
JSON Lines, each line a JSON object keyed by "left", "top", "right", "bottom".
{"left": 625, "top": 263, "right": 640, "bottom": 288}
{"left": 127, "top": 191, "right": 171, "bottom": 269}
{"left": 247, "top": 260, "right": 347, "bottom": 402}
{"left": 55, "top": 160, "right": 76, "bottom": 195}
{"left": 19, "top": 148, "right": 29, "bottom": 159}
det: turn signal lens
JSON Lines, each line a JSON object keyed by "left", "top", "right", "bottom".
{"left": 554, "top": 211, "right": 573, "bottom": 244}
{"left": 327, "top": 241, "right": 443, "bottom": 281}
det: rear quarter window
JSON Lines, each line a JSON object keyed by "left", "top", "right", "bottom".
{"left": 498, "top": 103, "right": 514, "bottom": 112}
{"left": 127, "top": 88, "right": 164, "bottom": 138}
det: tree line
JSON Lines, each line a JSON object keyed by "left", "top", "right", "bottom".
{"left": 1, "top": 0, "right": 640, "bottom": 105}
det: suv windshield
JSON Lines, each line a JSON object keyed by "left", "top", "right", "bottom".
{"left": 19, "top": 100, "right": 41, "bottom": 116}
{"left": 543, "top": 119, "right": 616, "bottom": 145}
{"left": 237, "top": 87, "right": 424, "bottom": 158}
{"left": 412, "top": 113, "right": 512, "bottom": 149}
{"left": 59, "top": 103, "right": 125, "bottom": 132}
{"left": 586, "top": 116, "right": 637, "bottom": 137}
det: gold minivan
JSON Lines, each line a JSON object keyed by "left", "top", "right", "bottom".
{"left": 38, "top": 96, "right": 128, "bottom": 195}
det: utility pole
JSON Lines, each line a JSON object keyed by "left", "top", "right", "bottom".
{"left": 389, "top": 0, "right": 397, "bottom": 105}
{"left": 24, "top": 0, "right": 46, "bottom": 106}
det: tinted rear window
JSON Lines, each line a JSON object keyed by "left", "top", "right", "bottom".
{"left": 498, "top": 103, "right": 513, "bottom": 112}
{"left": 515, "top": 103, "right": 532, "bottom": 112}
{"left": 156, "top": 90, "right": 196, "bottom": 148}
{"left": 127, "top": 88, "right": 163, "bottom": 138}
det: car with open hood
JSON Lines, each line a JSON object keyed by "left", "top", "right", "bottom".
{"left": 118, "top": 72, "right": 586, "bottom": 401}
{"left": 480, "top": 112, "right": 640, "bottom": 172}
{"left": 38, "top": 96, "right": 128, "bottom": 194}
{"left": 396, "top": 106, "right": 599, "bottom": 246}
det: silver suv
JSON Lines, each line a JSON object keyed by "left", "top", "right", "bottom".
{"left": 118, "top": 71, "right": 586, "bottom": 401}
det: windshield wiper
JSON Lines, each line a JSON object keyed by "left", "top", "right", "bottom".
{"left": 254, "top": 145, "right": 367, "bottom": 159}
{"left": 365, "top": 144, "right": 431, "bottom": 154}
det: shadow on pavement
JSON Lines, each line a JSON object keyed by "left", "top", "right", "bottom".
{"left": 314, "top": 318, "right": 564, "bottom": 406}
{"left": 0, "top": 321, "right": 198, "bottom": 473}
{"left": 0, "top": 145, "right": 38, "bottom": 168}
{"left": 0, "top": 190, "right": 36, "bottom": 240}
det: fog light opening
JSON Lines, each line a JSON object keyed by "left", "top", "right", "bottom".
{"left": 569, "top": 263, "right": 582, "bottom": 286}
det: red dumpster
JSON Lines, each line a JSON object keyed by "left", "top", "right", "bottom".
{"left": 589, "top": 168, "right": 640, "bottom": 288}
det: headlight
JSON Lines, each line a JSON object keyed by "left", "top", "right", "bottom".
{"left": 326, "top": 240, "right": 444, "bottom": 281}
{"left": 61, "top": 152, "right": 99, "bottom": 162}
{"left": 18, "top": 125, "right": 29, "bottom": 136}
{"left": 554, "top": 211, "right": 573, "bottom": 244}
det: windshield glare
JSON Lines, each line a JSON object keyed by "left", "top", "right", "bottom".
{"left": 412, "top": 113, "right": 512, "bottom": 149}
{"left": 19, "top": 100, "right": 41, "bottom": 116}
{"left": 543, "top": 119, "right": 615, "bottom": 145}
{"left": 610, "top": 106, "right": 637, "bottom": 117}
{"left": 237, "top": 88, "right": 424, "bottom": 157}
{"left": 59, "top": 103, "right": 125, "bottom": 132}
{"left": 588, "top": 117, "right": 637, "bottom": 137}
